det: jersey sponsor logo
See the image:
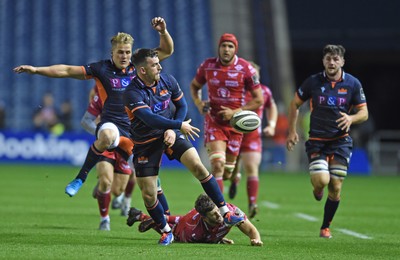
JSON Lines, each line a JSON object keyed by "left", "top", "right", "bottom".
{"left": 160, "top": 89, "right": 169, "bottom": 96}
{"left": 321, "top": 86, "right": 326, "bottom": 93}
{"left": 338, "top": 88, "right": 347, "bottom": 95}
{"left": 252, "top": 74, "right": 260, "bottom": 85}
{"left": 137, "top": 156, "right": 148, "bottom": 164}
{"left": 227, "top": 72, "right": 238, "bottom": 78}
{"left": 298, "top": 87, "right": 304, "bottom": 96}
{"left": 109, "top": 77, "right": 132, "bottom": 90}
{"left": 153, "top": 99, "right": 170, "bottom": 113}
{"left": 209, "top": 78, "right": 220, "bottom": 86}
{"left": 360, "top": 88, "right": 366, "bottom": 100}
{"left": 121, "top": 78, "right": 131, "bottom": 87}
{"left": 217, "top": 87, "right": 230, "bottom": 98}
{"left": 234, "top": 64, "right": 244, "bottom": 71}
{"left": 318, "top": 95, "right": 347, "bottom": 106}
{"left": 225, "top": 80, "right": 239, "bottom": 87}
{"left": 213, "top": 71, "right": 218, "bottom": 77}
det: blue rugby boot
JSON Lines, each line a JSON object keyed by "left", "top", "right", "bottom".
{"left": 65, "top": 179, "right": 83, "bottom": 197}
{"left": 159, "top": 232, "right": 174, "bottom": 246}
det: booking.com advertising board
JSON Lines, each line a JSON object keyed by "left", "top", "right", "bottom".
{"left": 0, "top": 131, "right": 184, "bottom": 168}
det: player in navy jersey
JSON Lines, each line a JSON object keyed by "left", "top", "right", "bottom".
{"left": 124, "top": 48, "right": 245, "bottom": 246}
{"left": 14, "top": 17, "right": 174, "bottom": 198}
{"left": 82, "top": 85, "right": 171, "bottom": 230}
{"left": 127, "top": 193, "right": 263, "bottom": 246}
{"left": 286, "top": 44, "right": 369, "bottom": 238}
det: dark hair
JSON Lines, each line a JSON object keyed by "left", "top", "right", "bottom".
{"left": 131, "top": 48, "right": 158, "bottom": 68}
{"left": 323, "top": 44, "right": 345, "bottom": 58}
{"left": 194, "top": 193, "right": 215, "bottom": 216}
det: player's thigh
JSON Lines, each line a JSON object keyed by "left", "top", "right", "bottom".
{"left": 240, "top": 152, "right": 261, "bottom": 176}
{"left": 206, "top": 140, "right": 226, "bottom": 154}
{"left": 96, "top": 160, "right": 114, "bottom": 190}
{"left": 111, "top": 173, "right": 130, "bottom": 195}
{"left": 136, "top": 175, "right": 159, "bottom": 206}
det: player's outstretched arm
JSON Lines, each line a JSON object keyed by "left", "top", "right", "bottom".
{"left": 237, "top": 219, "right": 263, "bottom": 246}
{"left": 152, "top": 17, "right": 174, "bottom": 61}
{"left": 13, "top": 64, "right": 85, "bottom": 79}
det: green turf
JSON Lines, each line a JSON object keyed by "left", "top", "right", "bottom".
{"left": 0, "top": 165, "right": 399, "bottom": 259}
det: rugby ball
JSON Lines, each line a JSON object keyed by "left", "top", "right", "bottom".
{"left": 230, "top": 110, "right": 261, "bottom": 133}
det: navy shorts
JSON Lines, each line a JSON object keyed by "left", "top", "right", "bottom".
{"left": 305, "top": 136, "right": 353, "bottom": 166}
{"left": 133, "top": 131, "right": 193, "bottom": 177}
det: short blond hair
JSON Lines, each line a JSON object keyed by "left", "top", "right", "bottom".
{"left": 110, "top": 32, "right": 134, "bottom": 50}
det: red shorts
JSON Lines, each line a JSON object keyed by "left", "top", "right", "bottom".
{"left": 240, "top": 129, "right": 262, "bottom": 153}
{"left": 204, "top": 115, "right": 243, "bottom": 156}
{"left": 100, "top": 150, "right": 132, "bottom": 175}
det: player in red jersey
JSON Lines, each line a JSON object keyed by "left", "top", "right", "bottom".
{"left": 229, "top": 62, "right": 278, "bottom": 219}
{"left": 190, "top": 33, "right": 264, "bottom": 192}
{"left": 14, "top": 17, "right": 174, "bottom": 198}
{"left": 127, "top": 193, "right": 263, "bottom": 246}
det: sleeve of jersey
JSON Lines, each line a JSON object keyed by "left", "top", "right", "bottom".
{"left": 244, "top": 65, "right": 261, "bottom": 91}
{"left": 134, "top": 108, "right": 182, "bottom": 130}
{"left": 82, "top": 63, "right": 97, "bottom": 80}
{"left": 296, "top": 77, "right": 312, "bottom": 101}
{"left": 194, "top": 61, "right": 207, "bottom": 85}
{"left": 80, "top": 111, "right": 97, "bottom": 135}
{"left": 263, "top": 85, "right": 273, "bottom": 108}
{"left": 125, "top": 87, "right": 183, "bottom": 129}
{"left": 168, "top": 75, "right": 187, "bottom": 121}
{"left": 352, "top": 80, "right": 367, "bottom": 106}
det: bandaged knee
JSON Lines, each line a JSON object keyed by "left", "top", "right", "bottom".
{"left": 209, "top": 151, "right": 226, "bottom": 164}
{"left": 309, "top": 159, "right": 329, "bottom": 175}
{"left": 224, "top": 161, "right": 236, "bottom": 174}
{"left": 98, "top": 122, "right": 120, "bottom": 149}
{"left": 329, "top": 164, "right": 347, "bottom": 179}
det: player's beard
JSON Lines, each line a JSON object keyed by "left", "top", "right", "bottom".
{"left": 154, "top": 73, "right": 160, "bottom": 82}
{"left": 325, "top": 67, "right": 341, "bottom": 79}
{"left": 219, "top": 53, "right": 234, "bottom": 65}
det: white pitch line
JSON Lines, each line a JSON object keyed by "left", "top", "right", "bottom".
{"left": 294, "top": 213, "right": 318, "bottom": 222}
{"left": 337, "top": 228, "right": 373, "bottom": 239}
{"left": 261, "top": 201, "right": 280, "bottom": 209}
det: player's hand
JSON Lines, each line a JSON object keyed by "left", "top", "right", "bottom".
{"left": 336, "top": 112, "right": 352, "bottom": 132}
{"left": 195, "top": 100, "right": 210, "bottom": 115}
{"left": 151, "top": 17, "right": 167, "bottom": 33}
{"left": 220, "top": 237, "right": 234, "bottom": 244}
{"left": 180, "top": 119, "right": 200, "bottom": 141}
{"left": 13, "top": 65, "right": 36, "bottom": 74}
{"left": 217, "top": 106, "right": 235, "bottom": 121}
{"left": 286, "top": 132, "right": 299, "bottom": 151}
{"left": 263, "top": 126, "right": 276, "bottom": 137}
{"left": 250, "top": 239, "right": 263, "bottom": 246}
{"left": 163, "top": 129, "right": 176, "bottom": 148}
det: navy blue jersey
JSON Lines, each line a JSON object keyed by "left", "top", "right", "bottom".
{"left": 124, "top": 73, "right": 184, "bottom": 143}
{"left": 83, "top": 60, "right": 135, "bottom": 134}
{"left": 297, "top": 71, "right": 367, "bottom": 140}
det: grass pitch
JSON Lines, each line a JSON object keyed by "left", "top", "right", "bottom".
{"left": 0, "top": 164, "right": 399, "bottom": 259}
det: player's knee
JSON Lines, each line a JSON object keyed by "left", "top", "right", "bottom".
{"left": 98, "top": 178, "right": 112, "bottom": 192}
{"left": 329, "top": 164, "right": 347, "bottom": 179}
{"left": 98, "top": 122, "right": 120, "bottom": 149}
{"left": 192, "top": 160, "right": 209, "bottom": 179}
{"left": 309, "top": 159, "right": 329, "bottom": 175}
{"left": 209, "top": 151, "right": 225, "bottom": 169}
{"left": 223, "top": 161, "right": 236, "bottom": 180}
